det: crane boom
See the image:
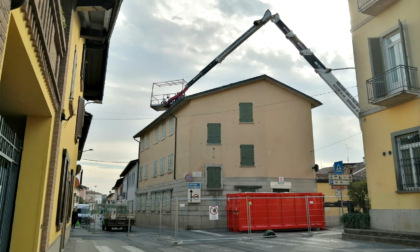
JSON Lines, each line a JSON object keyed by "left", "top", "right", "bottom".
{"left": 164, "top": 10, "right": 275, "bottom": 107}
{"left": 271, "top": 14, "right": 360, "bottom": 117}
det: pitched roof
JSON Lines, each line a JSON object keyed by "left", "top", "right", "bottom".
{"left": 134, "top": 74, "right": 322, "bottom": 138}
{"left": 316, "top": 162, "right": 366, "bottom": 182}
{"left": 120, "top": 159, "right": 138, "bottom": 177}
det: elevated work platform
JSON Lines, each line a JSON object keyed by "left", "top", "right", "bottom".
{"left": 150, "top": 79, "right": 186, "bottom": 111}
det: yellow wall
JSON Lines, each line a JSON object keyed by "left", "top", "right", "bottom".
{"left": 5, "top": 10, "right": 56, "bottom": 252}
{"left": 361, "top": 100, "right": 420, "bottom": 209}
{"left": 48, "top": 11, "right": 85, "bottom": 246}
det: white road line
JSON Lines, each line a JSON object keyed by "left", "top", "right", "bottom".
{"left": 191, "top": 230, "right": 225, "bottom": 237}
{"left": 122, "top": 246, "right": 146, "bottom": 252}
{"left": 95, "top": 246, "right": 114, "bottom": 252}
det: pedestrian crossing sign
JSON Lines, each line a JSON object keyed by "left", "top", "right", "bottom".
{"left": 334, "top": 161, "right": 344, "bottom": 174}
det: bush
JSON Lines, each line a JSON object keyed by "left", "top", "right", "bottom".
{"left": 341, "top": 212, "right": 370, "bottom": 229}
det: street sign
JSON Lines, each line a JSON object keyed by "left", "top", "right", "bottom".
{"left": 209, "top": 206, "right": 219, "bottom": 220}
{"left": 334, "top": 161, "right": 344, "bottom": 174}
{"left": 330, "top": 180, "right": 351, "bottom": 185}
{"left": 329, "top": 174, "right": 352, "bottom": 180}
{"left": 332, "top": 185, "right": 348, "bottom": 190}
{"left": 278, "top": 177, "right": 284, "bottom": 184}
{"left": 187, "top": 182, "right": 201, "bottom": 203}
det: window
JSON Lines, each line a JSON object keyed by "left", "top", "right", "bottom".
{"left": 140, "top": 141, "right": 144, "bottom": 152}
{"left": 207, "top": 123, "right": 221, "bottom": 144}
{"left": 56, "top": 150, "right": 70, "bottom": 228}
{"left": 70, "top": 46, "right": 77, "bottom": 100}
{"left": 74, "top": 97, "right": 85, "bottom": 142}
{"left": 160, "top": 157, "right": 165, "bottom": 175}
{"left": 168, "top": 154, "right": 174, "bottom": 173}
{"left": 239, "top": 103, "right": 253, "bottom": 122}
{"left": 154, "top": 128, "right": 159, "bottom": 143}
{"left": 207, "top": 166, "right": 222, "bottom": 189}
{"left": 140, "top": 194, "right": 147, "bottom": 211}
{"left": 163, "top": 190, "right": 172, "bottom": 212}
{"left": 169, "top": 117, "right": 175, "bottom": 135}
{"left": 368, "top": 21, "right": 410, "bottom": 98}
{"left": 392, "top": 128, "right": 420, "bottom": 192}
{"left": 153, "top": 160, "right": 158, "bottom": 177}
{"left": 145, "top": 134, "right": 150, "bottom": 149}
{"left": 144, "top": 164, "right": 148, "bottom": 179}
{"left": 161, "top": 122, "right": 166, "bottom": 140}
{"left": 240, "top": 144, "right": 255, "bottom": 166}
{"left": 156, "top": 191, "right": 162, "bottom": 212}
{"left": 139, "top": 166, "right": 143, "bottom": 181}
{"left": 151, "top": 193, "right": 156, "bottom": 212}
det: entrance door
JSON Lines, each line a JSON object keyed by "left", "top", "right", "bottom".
{"left": 0, "top": 116, "right": 22, "bottom": 252}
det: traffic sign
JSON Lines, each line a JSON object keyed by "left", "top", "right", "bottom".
{"left": 334, "top": 161, "right": 344, "bottom": 174}
{"left": 209, "top": 206, "right": 219, "bottom": 220}
{"left": 330, "top": 180, "right": 351, "bottom": 185}
{"left": 329, "top": 174, "right": 352, "bottom": 180}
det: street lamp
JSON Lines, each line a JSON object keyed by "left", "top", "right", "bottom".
{"left": 83, "top": 148, "right": 93, "bottom": 152}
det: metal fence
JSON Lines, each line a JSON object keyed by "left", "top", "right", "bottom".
{"left": 154, "top": 195, "right": 349, "bottom": 244}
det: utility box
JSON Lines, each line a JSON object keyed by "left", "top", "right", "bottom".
{"left": 226, "top": 192, "right": 325, "bottom": 232}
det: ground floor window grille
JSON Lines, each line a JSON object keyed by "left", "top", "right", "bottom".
{"left": 394, "top": 130, "right": 420, "bottom": 191}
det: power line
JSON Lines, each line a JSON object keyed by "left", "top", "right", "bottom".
{"left": 314, "top": 132, "right": 362, "bottom": 152}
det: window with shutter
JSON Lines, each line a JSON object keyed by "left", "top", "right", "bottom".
{"left": 239, "top": 103, "right": 253, "bottom": 122}
{"left": 207, "top": 166, "right": 222, "bottom": 189}
{"left": 240, "top": 144, "right": 255, "bottom": 166}
{"left": 207, "top": 123, "right": 221, "bottom": 144}
{"left": 75, "top": 97, "right": 85, "bottom": 142}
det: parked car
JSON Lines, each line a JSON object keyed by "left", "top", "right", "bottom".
{"left": 76, "top": 204, "right": 91, "bottom": 225}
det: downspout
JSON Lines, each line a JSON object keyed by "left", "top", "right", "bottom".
{"left": 168, "top": 110, "right": 177, "bottom": 180}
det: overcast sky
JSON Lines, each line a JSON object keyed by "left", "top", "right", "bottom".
{"left": 79, "top": 0, "right": 364, "bottom": 195}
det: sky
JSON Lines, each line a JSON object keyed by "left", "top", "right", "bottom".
{"left": 79, "top": 0, "right": 364, "bottom": 195}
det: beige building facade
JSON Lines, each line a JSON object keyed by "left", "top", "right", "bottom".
{"left": 134, "top": 75, "right": 321, "bottom": 227}
{"left": 349, "top": 0, "right": 420, "bottom": 232}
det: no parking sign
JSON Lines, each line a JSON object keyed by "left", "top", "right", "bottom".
{"left": 209, "top": 206, "right": 218, "bottom": 220}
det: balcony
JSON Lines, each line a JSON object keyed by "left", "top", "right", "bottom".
{"left": 357, "top": 0, "right": 400, "bottom": 16}
{"left": 21, "top": 1, "right": 66, "bottom": 107}
{"left": 367, "top": 65, "right": 420, "bottom": 107}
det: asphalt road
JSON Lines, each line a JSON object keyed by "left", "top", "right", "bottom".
{"left": 65, "top": 222, "right": 420, "bottom": 252}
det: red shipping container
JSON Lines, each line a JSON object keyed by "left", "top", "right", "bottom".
{"left": 226, "top": 192, "right": 325, "bottom": 232}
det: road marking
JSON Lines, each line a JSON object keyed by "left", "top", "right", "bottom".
{"left": 95, "top": 246, "right": 114, "bottom": 252}
{"left": 191, "top": 230, "right": 224, "bottom": 237}
{"left": 122, "top": 246, "right": 146, "bottom": 252}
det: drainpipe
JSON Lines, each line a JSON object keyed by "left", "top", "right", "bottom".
{"left": 168, "top": 111, "right": 177, "bottom": 181}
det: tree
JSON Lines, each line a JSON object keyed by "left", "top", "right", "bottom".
{"left": 347, "top": 180, "right": 370, "bottom": 213}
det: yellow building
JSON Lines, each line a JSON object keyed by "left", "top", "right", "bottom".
{"left": 0, "top": 1, "right": 121, "bottom": 251}
{"left": 348, "top": 0, "right": 420, "bottom": 233}
{"left": 134, "top": 75, "right": 322, "bottom": 227}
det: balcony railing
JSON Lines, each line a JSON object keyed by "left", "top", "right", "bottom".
{"left": 357, "top": 0, "right": 400, "bottom": 16}
{"left": 367, "top": 65, "right": 419, "bottom": 106}
{"left": 21, "top": 0, "right": 66, "bottom": 109}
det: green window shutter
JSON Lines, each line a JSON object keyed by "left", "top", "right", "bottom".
{"left": 207, "top": 123, "right": 221, "bottom": 144}
{"left": 240, "top": 145, "right": 255, "bottom": 166}
{"left": 207, "top": 166, "right": 221, "bottom": 189}
{"left": 239, "top": 103, "right": 253, "bottom": 122}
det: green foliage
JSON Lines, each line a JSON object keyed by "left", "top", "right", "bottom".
{"left": 347, "top": 180, "right": 370, "bottom": 213}
{"left": 78, "top": 197, "right": 85, "bottom": 204}
{"left": 341, "top": 212, "right": 370, "bottom": 229}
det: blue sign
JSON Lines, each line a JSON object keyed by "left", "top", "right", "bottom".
{"left": 334, "top": 161, "right": 344, "bottom": 174}
{"left": 188, "top": 182, "right": 201, "bottom": 189}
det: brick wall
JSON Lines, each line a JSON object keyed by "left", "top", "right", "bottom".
{"left": 0, "top": 0, "right": 11, "bottom": 70}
